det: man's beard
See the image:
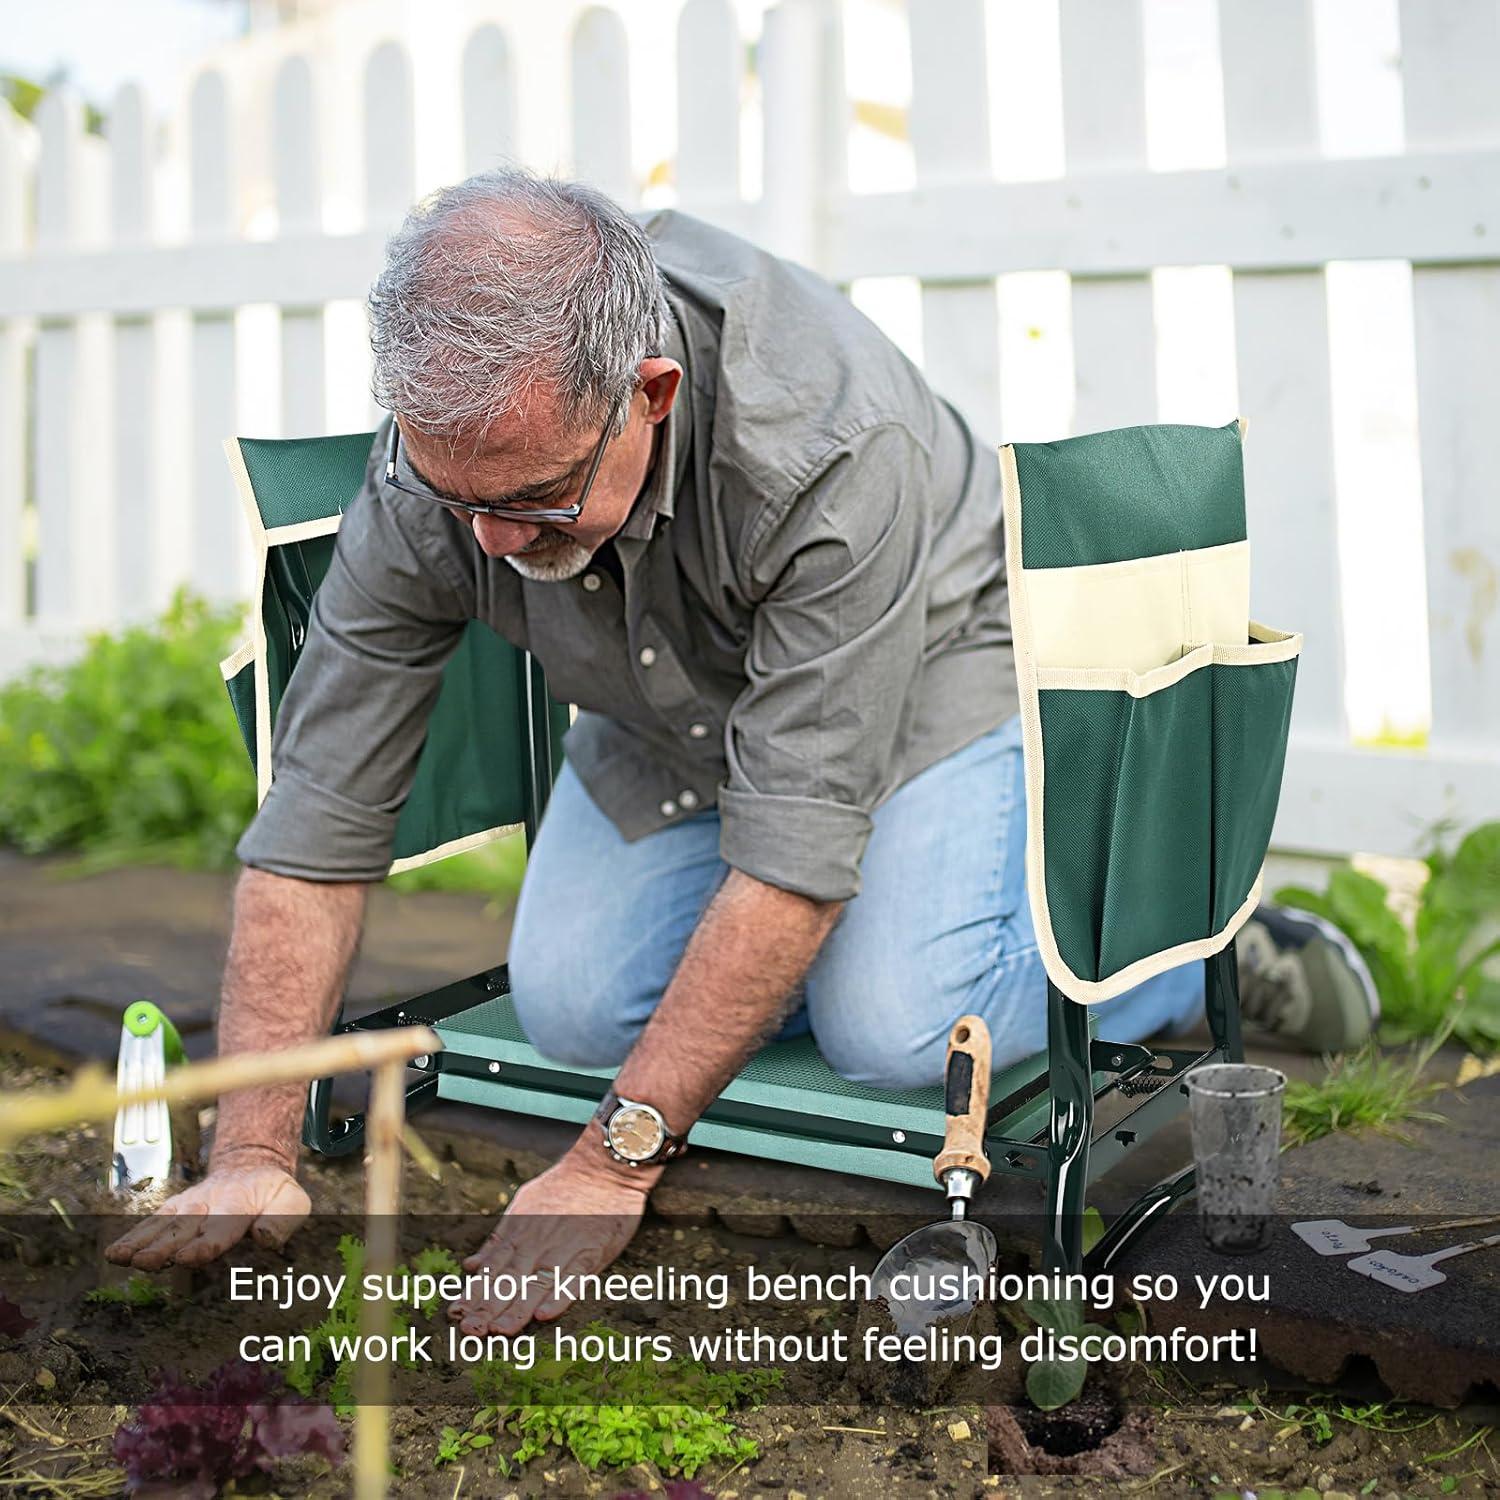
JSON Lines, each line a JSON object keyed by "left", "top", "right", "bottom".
{"left": 502, "top": 531, "right": 595, "bottom": 583}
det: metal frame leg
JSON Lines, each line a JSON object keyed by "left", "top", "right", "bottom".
{"left": 1205, "top": 935, "right": 1243, "bottom": 1062}
{"left": 1083, "top": 937, "right": 1246, "bottom": 1271}
{"left": 1042, "top": 978, "right": 1094, "bottom": 1272}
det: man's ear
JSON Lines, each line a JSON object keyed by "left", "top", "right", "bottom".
{"left": 638, "top": 358, "right": 682, "bottom": 425}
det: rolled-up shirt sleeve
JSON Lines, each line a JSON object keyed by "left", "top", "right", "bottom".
{"left": 718, "top": 423, "right": 931, "bottom": 901}
{"left": 236, "top": 461, "right": 472, "bottom": 883}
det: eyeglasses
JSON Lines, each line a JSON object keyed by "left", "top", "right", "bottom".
{"left": 383, "top": 395, "right": 624, "bottom": 525}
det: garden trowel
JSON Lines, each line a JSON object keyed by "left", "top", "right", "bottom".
{"left": 870, "top": 1014, "right": 997, "bottom": 1336}
{"left": 1347, "top": 1230, "right": 1500, "bottom": 1293}
{"left": 110, "top": 1000, "right": 184, "bottom": 1197}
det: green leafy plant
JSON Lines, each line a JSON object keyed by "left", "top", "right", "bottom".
{"left": 435, "top": 1419, "right": 495, "bottom": 1465}
{"left": 1251, "top": 1392, "right": 1441, "bottom": 1447}
{"left": 285, "top": 1234, "right": 424, "bottom": 1412}
{"left": 1276, "top": 821, "right": 1500, "bottom": 1053}
{"left": 0, "top": 591, "right": 256, "bottom": 869}
{"left": 85, "top": 1273, "right": 169, "bottom": 1310}
{"left": 466, "top": 1322, "right": 779, "bottom": 1478}
{"left": 1006, "top": 1297, "right": 1112, "bottom": 1411}
{"left": 1282, "top": 1023, "right": 1452, "bottom": 1148}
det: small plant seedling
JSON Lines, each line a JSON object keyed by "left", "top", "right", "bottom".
{"left": 466, "top": 1320, "right": 779, "bottom": 1478}
{"left": 85, "top": 1273, "right": 168, "bottom": 1309}
{"left": 434, "top": 1413, "right": 496, "bottom": 1466}
{"left": 1005, "top": 1296, "right": 1112, "bottom": 1411}
{"left": 285, "top": 1234, "right": 443, "bottom": 1411}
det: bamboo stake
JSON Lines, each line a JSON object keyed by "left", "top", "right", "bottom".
{"left": 354, "top": 1057, "right": 406, "bottom": 1500}
{"left": 0, "top": 1027, "right": 441, "bottom": 1147}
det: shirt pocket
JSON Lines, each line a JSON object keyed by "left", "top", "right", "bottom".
{"left": 632, "top": 618, "right": 706, "bottom": 723}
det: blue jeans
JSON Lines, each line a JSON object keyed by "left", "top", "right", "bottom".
{"left": 508, "top": 715, "right": 1205, "bottom": 1089}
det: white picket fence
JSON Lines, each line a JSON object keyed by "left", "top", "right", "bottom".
{"left": 0, "top": 0, "right": 1496, "bottom": 860}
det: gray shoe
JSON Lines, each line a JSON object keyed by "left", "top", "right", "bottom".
{"left": 1236, "top": 904, "right": 1380, "bottom": 1054}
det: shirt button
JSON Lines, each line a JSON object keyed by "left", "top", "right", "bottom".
{"left": 679, "top": 789, "right": 700, "bottom": 811}
{"left": 659, "top": 799, "right": 678, "bottom": 818}
{"left": 688, "top": 722, "right": 709, "bottom": 740}
{"left": 639, "top": 646, "right": 657, "bottom": 667}
{"left": 582, "top": 573, "right": 602, "bottom": 593}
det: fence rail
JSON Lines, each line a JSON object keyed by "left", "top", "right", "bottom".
{"left": 0, "top": 0, "right": 1496, "bottom": 860}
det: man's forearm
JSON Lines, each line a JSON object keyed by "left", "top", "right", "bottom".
{"left": 608, "top": 868, "right": 842, "bottom": 1148}
{"left": 210, "top": 867, "right": 368, "bottom": 1174}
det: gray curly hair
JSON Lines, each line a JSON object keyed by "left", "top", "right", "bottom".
{"left": 368, "top": 168, "right": 667, "bottom": 440}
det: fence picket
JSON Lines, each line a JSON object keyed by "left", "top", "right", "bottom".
{"left": 108, "top": 85, "right": 159, "bottom": 619}
{"left": 1400, "top": 0, "right": 1500, "bottom": 758}
{"left": 462, "top": 26, "right": 518, "bottom": 174}
{"left": 760, "top": 0, "right": 844, "bottom": 268}
{"left": 677, "top": 0, "right": 740, "bottom": 216}
{"left": 365, "top": 41, "right": 416, "bottom": 228}
{"left": 571, "top": 8, "right": 634, "bottom": 203}
{"left": 909, "top": 0, "right": 1000, "bottom": 439}
{"left": 34, "top": 92, "right": 113, "bottom": 627}
{"left": 1220, "top": 0, "right": 1345, "bottom": 752}
{"left": 1059, "top": 0, "right": 1155, "bottom": 433}
{"left": 274, "top": 57, "right": 326, "bottom": 439}
{"left": 187, "top": 71, "right": 241, "bottom": 602}
{"left": 0, "top": 106, "right": 26, "bottom": 633}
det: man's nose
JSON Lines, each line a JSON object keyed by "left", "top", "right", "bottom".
{"left": 470, "top": 513, "right": 540, "bottom": 556}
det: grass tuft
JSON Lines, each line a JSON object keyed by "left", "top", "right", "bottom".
{"left": 1282, "top": 1023, "right": 1452, "bottom": 1149}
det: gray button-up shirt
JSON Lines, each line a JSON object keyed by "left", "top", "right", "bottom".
{"left": 238, "top": 211, "right": 1016, "bottom": 902}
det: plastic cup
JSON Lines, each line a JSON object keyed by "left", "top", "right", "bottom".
{"left": 1185, "top": 1063, "right": 1286, "bottom": 1254}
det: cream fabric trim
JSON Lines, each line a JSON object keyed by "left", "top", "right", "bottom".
{"left": 1036, "top": 621, "right": 1302, "bottom": 696}
{"left": 388, "top": 822, "right": 524, "bottom": 876}
{"left": 265, "top": 515, "right": 343, "bottom": 546}
{"left": 224, "top": 438, "right": 277, "bottom": 804}
{"left": 1026, "top": 539, "right": 1250, "bottom": 674}
{"left": 1000, "top": 429, "right": 1295, "bottom": 1005}
{"left": 219, "top": 637, "right": 255, "bottom": 681}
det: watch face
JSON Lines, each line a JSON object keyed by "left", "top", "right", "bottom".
{"left": 607, "top": 1104, "right": 665, "bottom": 1163}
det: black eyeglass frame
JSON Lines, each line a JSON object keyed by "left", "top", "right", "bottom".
{"left": 383, "top": 395, "right": 624, "bottom": 524}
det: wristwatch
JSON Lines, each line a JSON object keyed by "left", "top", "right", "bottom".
{"left": 592, "top": 1089, "right": 689, "bottom": 1168}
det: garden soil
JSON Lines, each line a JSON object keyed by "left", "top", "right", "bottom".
{"left": 3, "top": 1053, "right": 1497, "bottom": 1498}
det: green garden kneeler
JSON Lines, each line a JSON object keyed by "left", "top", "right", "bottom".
{"left": 220, "top": 417, "right": 1297, "bottom": 1275}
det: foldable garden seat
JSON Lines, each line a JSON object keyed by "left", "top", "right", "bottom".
{"left": 220, "top": 416, "right": 1297, "bottom": 1273}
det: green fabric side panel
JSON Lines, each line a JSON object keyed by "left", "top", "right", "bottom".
{"left": 391, "top": 622, "right": 533, "bottom": 859}
{"left": 1039, "top": 675, "right": 1213, "bottom": 982}
{"left": 1096, "top": 673, "right": 1213, "bottom": 976}
{"left": 1015, "top": 421, "right": 1246, "bottom": 569}
{"left": 224, "top": 661, "right": 256, "bottom": 761}
{"left": 1210, "top": 654, "right": 1298, "bottom": 929}
{"left": 1038, "top": 647, "right": 1298, "bottom": 987}
{"left": 252, "top": 542, "right": 538, "bottom": 862}
{"left": 1037, "top": 689, "right": 1129, "bottom": 982}
{"left": 237, "top": 433, "right": 376, "bottom": 530}
{"left": 232, "top": 432, "right": 571, "bottom": 866}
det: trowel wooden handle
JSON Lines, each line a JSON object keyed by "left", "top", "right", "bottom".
{"left": 934, "top": 1014, "right": 992, "bottom": 1185}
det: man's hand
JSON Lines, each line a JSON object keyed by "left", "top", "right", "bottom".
{"left": 104, "top": 868, "right": 366, "bottom": 1270}
{"left": 448, "top": 1143, "right": 654, "bottom": 1336}
{"left": 104, "top": 1158, "right": 310, "bottom": 1270}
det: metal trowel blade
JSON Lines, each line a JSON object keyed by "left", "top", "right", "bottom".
{"left": 871, "top": 1219, "right": 997, "bottom": 1335}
